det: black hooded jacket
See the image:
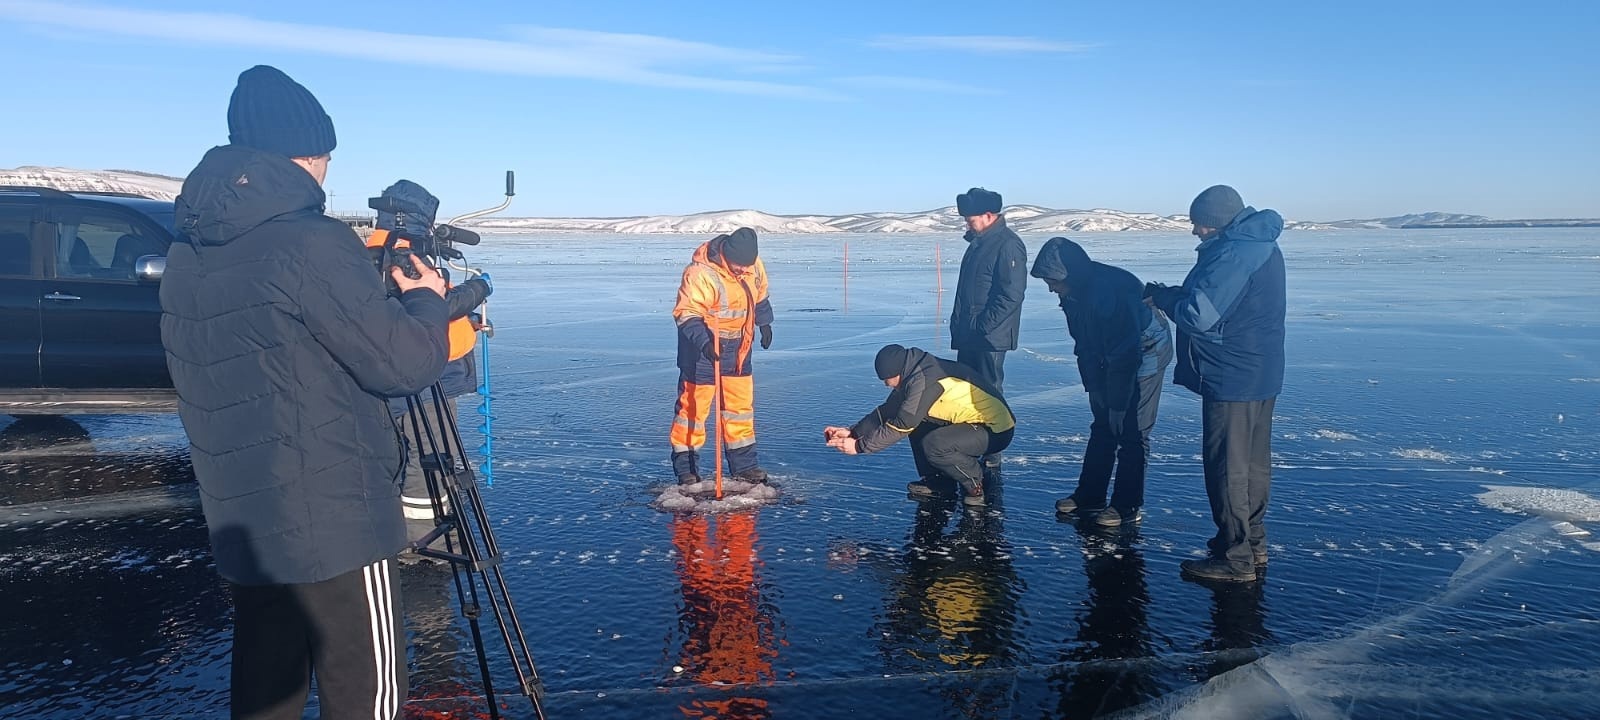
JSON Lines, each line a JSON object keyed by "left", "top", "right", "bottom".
{"left": 1031, "top": 237, "right": 1171, "bottom": 410}
{"left": 160, "top": 145, "right": 449, "bottom": 585}
{"left": 949, "top": 216, "right": 1027, "bottom": 352}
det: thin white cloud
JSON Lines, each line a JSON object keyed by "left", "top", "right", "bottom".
{"left": 0, "top": 0, "right": 837, "bottom": 98}
{"left": 834, "top": 75, "right": 998, "bottom": 95}
{"left": 869, "top": 35, "right": 1098, "bottom": 54}
{"left": 507, "top": 26, "right": 800, "bottom": 71}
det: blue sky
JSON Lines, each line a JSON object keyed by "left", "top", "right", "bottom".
{"left": 1, "top": 0, "right": 1595, "bottom": 220}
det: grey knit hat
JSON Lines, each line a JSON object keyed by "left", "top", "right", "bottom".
{"left": 1188, "top": 185, "right": 1245, "bottom": 229}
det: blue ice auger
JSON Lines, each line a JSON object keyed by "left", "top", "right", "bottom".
{"left": 445, "top": 171, "right": 515, "bottom": 486}
{"left": 476, "top": 286, "right": 496, "bottom": 486}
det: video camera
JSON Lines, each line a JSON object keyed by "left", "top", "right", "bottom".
{"left": 368, "top": 180, "right": 480, "bottom": 278}
{"left": 366, "top": 180, "right": 486, "bottom": 297}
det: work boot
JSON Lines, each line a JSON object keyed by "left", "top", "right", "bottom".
{"left": 1055, "top": 495, "right": 1105, "bottom": 515}
{"left": 1253, "top": 549, "right": 1269, "bottom": 567}
{"left": 732, "top": 466, "right": 769, "bottom": 483}
{"left": 676, "top": 472, "right": 701, "bottom": 485}
{"left": 957, "top": 477, "right": 986, "bottom": 507}
{"left": 1179, "top": 557, "right": 1256, "bottom": 583}
{"left": 906, "top": 478, "right": 940, "bottom": 498}
{"left": 1093, "top": 506, "right": 1143, "bottom": 527}
{"left": 982, "top": 453, "right": 1002, "bottom": 470}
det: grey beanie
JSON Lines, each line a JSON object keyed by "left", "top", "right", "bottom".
{"left": 227, "top": 65, "right": 338, "bottom": 158}
{"left": 1188, "top": 185, "right": 1245, "bottom": 229}
{"left": 721, "top": 227, "right": 759, "bottom": 266}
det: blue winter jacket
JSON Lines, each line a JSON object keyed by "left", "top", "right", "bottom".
{"left": 1031, "top": 237, "right": 1172, "bottom": 410}
{"left": 1152, "top": 208, "right": 1286, "bottom": 402}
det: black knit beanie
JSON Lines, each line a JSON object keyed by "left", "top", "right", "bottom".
{"left": 875, "top": 344, "right": 908, "bottom": 380}
{"left": 956, "top": 187, "right": 1003, "bottom": 217}
{"left": 722, "top": 226, "right": 759, "bottom": 266}
{"left": 227, "top": 65, "right": 337, "bottom": 158}
{"left": 1189, "top": 185, "right": 1245, "bottom": 229}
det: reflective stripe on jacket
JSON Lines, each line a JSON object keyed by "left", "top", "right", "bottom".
{"left": 673, "top": 237, "right": 772, "bottom": 380}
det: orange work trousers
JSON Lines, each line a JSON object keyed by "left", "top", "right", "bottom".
{"left": 670, "top": 374, "right": 757, "bottom": 476}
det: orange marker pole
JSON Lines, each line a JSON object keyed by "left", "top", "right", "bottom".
{"left": 712, "top": 349, "right": 724, "bottom": 500}
{"left": 842, "top": 240, "right": 849, "bottom": 312}
{"left": 934, "top": 241, "right": 944, "bottom": 344}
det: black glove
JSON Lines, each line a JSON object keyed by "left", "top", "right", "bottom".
{"left": 759, "top": 324, "right": 773, "bottom": 350}
{"left": 703, "top": 341, "right": 720, "bottom": 362}
{"left": 1142, "top": 281, "right": 1167, "bottom": 299}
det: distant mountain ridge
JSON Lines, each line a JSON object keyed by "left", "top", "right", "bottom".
{"left": 0, "top": 166, "right": 184, "bottom": 200}
{"left": 5, "top": 166, "right": 1593, "bottom": 233}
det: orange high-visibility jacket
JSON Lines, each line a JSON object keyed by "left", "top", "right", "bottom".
{"left": 673, "top": 238, "right": 772, "bottom": 379}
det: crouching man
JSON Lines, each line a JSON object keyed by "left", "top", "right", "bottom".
{"left": 824, "top": 344, "right": 1015, "bottom": 507}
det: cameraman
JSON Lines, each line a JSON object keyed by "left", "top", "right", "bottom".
{"left": 366, "top": 180, "right": 494, "bottom": 560}
{"left": 160, "top": 66, "right": 448, "bottom": 720}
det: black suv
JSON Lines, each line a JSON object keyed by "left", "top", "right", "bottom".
{"left": 1, "top": 187, "right": 178, "bottom": 414}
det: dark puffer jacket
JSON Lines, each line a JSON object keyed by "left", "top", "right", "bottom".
{"left": 160, "top": 145, "right": 449, "bottom": 585}
{"left": 949, "top": 216, "right": 1028, "bottom": 352}
{"left": 1031, "top": 237, "right": 1172, "bottom": 409}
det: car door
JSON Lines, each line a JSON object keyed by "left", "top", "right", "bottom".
{"left": 0, "top": 201, "right": 43, "bottom": 388}
{"left": 38, "top": 203, "right": 172, "bottom": 388}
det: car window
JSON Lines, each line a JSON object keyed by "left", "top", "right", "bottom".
{"left": 54, "top": 209, "right": 169, "bottom": 281}
{"left": 0, "top": 204, "right": 32, "bottom": 277}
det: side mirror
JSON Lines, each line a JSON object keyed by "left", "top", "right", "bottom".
{"left": 135, "top": 255, "right": 166, "bottom": 282}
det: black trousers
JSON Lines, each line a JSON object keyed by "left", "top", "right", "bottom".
{"left": 1075, "top": 371, "right": 1165, "bottom": 511}
{"left": 1201, "top": 398, "right": 1276, "bottom": 572}
{"left": 955, "top": 349, "right": 1007, "bottom": 395}
{"left": 910, "top": 422, "right": 1014, "bottom": 490}
{"left": 229, "top": 558, "right": 406, "bottom": 720}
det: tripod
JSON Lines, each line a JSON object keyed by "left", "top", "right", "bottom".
{"left": 401, "top": 382, "right": 547, "bottom": 720}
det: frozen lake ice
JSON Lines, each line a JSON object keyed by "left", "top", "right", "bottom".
{"left": 2, "top": 228, "right": 1597, "bottom": 718}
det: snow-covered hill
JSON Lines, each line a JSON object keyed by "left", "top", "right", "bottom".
{"left": 0, "top": 166, "right": 184, "bottom": 200}
{"left": 7, "top": 166, "right": 1580, "bottom": 233}
{"left": 473, "top": 205, "right": 1201, "bottom": 234}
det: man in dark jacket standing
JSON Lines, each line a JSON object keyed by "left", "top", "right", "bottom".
{"left": 950, "top": 188, "right": 1026, "bottom": 469}
{"left": 950, "top": 187, "right": 1027, "bottom": 393}
{"left": 1032, "top": 237, "right": 1172, "bottom": 527}
{"left": 160, "top": 66, "right": 449, "bottom": 720}
{"left": 824, "top": 345, "right": 1016, "bottom": 507}
{"left": 1147, "top": 185, "right": 1286, "bottom": 583}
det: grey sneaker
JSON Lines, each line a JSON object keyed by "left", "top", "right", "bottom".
{"left": 1180, "top": 557, "right": 1257, "bottom": 583}
{"left": 1055, "top": 496, "right": 1105, "bottom": 514}
{"left": 1093, "top": 506, "right": 1143, "bottom": 527}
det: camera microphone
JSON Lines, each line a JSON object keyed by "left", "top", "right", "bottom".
{"left": 433, "top": 224, "right": 480, "bottom": 246}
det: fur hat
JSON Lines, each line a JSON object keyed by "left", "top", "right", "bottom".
{"left": 227, "top": 65, "right": 337, "bottom": 158}
{"left": 956, "top": 187, "right": 1003, "bottom": 217}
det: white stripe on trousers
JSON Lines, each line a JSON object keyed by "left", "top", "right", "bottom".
{"left": 362, "top": 558, "right": 399, "bottom": 720}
